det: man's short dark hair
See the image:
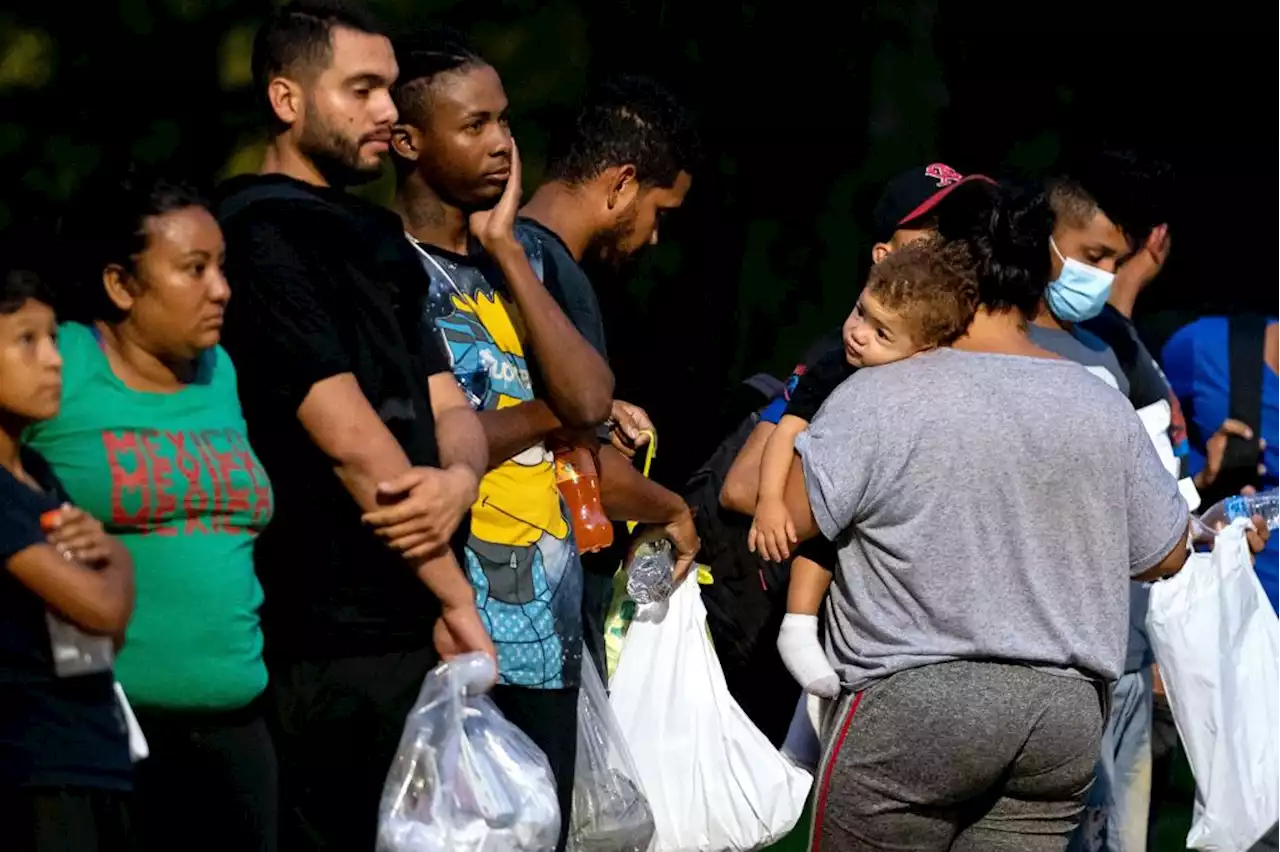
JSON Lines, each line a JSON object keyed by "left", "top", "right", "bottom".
{"left": 251, "top": 0, "right": 386, "bottom": 116}
{"left": 545, "top": 75, "right": 700, "bottom": 189}
{"left": 390, "top": 27, "right": 488, "bottom": 131}
{"left": 1049, "top": 147, "right": 1175, "bottom": 247}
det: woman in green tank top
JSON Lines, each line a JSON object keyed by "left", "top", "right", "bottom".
{"left": 27, "top": 174, "right": 277, "bottom": 852}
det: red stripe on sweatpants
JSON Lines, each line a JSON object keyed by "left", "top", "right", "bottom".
{"left": 810, "top": 691, "right": 864, "bottom": 851}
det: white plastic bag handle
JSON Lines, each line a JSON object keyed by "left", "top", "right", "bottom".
{"left": 113, "top": 681, "right": 148, "bottom": 762}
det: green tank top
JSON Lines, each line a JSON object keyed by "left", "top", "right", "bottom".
{"left": 26, "top": 323, "right": 274, "bottom": 710}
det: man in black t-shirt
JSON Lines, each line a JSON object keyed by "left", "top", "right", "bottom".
{"left": 518, "top": 74, "right": 703, "bottom": 679}
{"left": 0, "top": 268, "right": 134, "bottom": 850}
{"left": 215, "top": 5, "right": 490, "bottom": 849}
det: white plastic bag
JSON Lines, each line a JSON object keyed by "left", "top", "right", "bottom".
{"left": 377, "top": 653, "right": 561, "bottom": 852}
{"left": 1147, "top": 520, "right": 1280, "bottom": 851}
{"left": 610, "top": 574, "right": 812, "bottom": 851}
{"left": 569, "top": 655, "right": 655, "bottom": 852}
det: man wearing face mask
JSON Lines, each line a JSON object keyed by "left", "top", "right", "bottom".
{"left": 1026, "top": 149, "right": 1178, "bottom": 852}
{"left": 1027, "top": 185, "right": 1133, "bottom": 392}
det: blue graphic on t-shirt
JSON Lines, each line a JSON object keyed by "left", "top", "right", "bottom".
{"left": 409, "top": 239, "right": 584, "bottom": 689}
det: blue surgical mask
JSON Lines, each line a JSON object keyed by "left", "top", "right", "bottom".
{"left": 1046, "top": 237, "right": 1115, "bottom": 322}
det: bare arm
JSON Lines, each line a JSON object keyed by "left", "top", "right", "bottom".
{"left": 758, "top": 415, "right": 810, "bottom": 503}
{"left": 476, "top": 400, "right": 563, "bottom": 471}
{"left": 7, "top": 541, "right": 134, "bottom": 635}
{"left": 1133, "top": 521, "right": 1191, "bottom": 582}
{"left": 788, "top": 554, "right": 833, "bottom": 615}
{"left": 299, "top": 374, "right": 420, "bottom": 512}
{"left": 598, "top": 443, "right": 701, "bottom": 580}
{"left": 599, "top": 444, "right": 688, "bottom": 523}
{"left": 781, "top": 455, "right": 822, "bottom": 544}
{"left": 720, "top": 421, "right": 777, "bottom": 514}
{"left": 298, "top": 374, "right": 475, "bottom": 608}
{"left": 472, "top": 143, "right": 613, "bottom": 426}
{"left": 1132, "top": 516, "right": 1271, "bottom": 582}
{"left": 489, "top": 240, "right": 614, "bottom": 426}
{"left": 748, "top": 415, "right": 812, "bottom": 561}
{"left": 428, "top": 372, "right": 487, "bottom": 482}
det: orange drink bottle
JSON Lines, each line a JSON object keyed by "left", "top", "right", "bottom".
{"left": 554, "top": 446, "right": 614, "bottom": 553}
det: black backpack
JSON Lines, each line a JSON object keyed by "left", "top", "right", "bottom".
{"left": 683, "top": 374, "right": 805, "bottom": 746}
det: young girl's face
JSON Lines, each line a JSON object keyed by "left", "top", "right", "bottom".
{"left": 842, "top": 290, "right": 923, "bottom": 368}
{"left": 0, "top": 299, "right": 62, "bottom": 423}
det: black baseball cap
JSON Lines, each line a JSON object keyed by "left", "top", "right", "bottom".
{"left": 872, "top": 163, "right": 997, "bottom": 243}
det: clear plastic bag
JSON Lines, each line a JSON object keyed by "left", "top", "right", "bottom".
{"left": 569, "top": 655, "right": 654, "bottom": 852}
{"left": 377, "top": 653, "right": 561, "bottom": 852}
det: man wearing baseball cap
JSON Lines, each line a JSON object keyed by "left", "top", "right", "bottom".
{"left": 869, "top": 163, "right": 997, "bottom": 263}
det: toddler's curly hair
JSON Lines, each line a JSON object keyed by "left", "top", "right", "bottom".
{"left": 864, "top": 237, "right": 980, "bottom": 347}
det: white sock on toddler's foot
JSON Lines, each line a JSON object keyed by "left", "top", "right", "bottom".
{"left": 777, "top": 614, "right": 839, "bottom": 698}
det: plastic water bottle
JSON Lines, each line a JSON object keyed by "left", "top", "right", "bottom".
{"left": 1195, "top": 489, "right": 1279, "bottom": 536}
{"left": 625, "top": 539, "right": 675, "bottom": 605}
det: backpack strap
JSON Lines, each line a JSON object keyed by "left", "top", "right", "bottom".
{"left": 1216, "top": 313, "right": 1268, "bottom": 496}
{"left": 1228, "top": 314, "right": 1267, "bottom": 433}
{"left": 742, "top": 373, "right": 785, "bottom": 401}
{"left": 683, "top": 374, "right": 784, "bottom": 503}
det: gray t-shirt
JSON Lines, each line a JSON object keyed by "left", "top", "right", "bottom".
{"left": 1028, "top": 324, "right": 1131, "bottom": 398}
{"left": 795, "top": 348, "right": 1187, "bottom": 690}
{"left": 1030, "top": 320, "right": 1157, "bottom": 674}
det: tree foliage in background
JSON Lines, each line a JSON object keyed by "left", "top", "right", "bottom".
{"left": 0, "top": 0, "right": 1272, "bottom": 481}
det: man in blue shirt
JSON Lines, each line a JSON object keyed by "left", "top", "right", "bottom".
{"left": 1163, "top": 316, "right": 1279, "bottom": 612}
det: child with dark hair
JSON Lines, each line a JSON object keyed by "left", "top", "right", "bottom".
{"left": 0, "top": 266, "right": 136, "bottom": 852}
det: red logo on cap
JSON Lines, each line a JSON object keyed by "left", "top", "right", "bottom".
{"left": 924, "top": 163, "right": 963, "bottom": 188}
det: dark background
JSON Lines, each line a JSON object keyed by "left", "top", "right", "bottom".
{"left": 1, "top": 0, "right": 1275, "bottom": 484}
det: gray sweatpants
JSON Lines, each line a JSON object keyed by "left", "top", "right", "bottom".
{"left": 811, "top": 660, "right": 1107, "bottom": 852}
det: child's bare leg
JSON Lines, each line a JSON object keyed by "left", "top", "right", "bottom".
{"left": 778, "top": 555, "right": 838, "bottom": 697}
